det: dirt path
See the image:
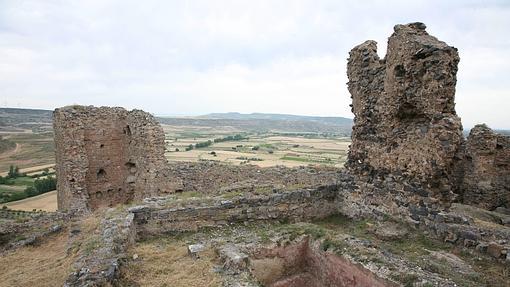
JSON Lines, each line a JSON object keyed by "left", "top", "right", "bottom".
{"left": 0, "top": 143, "right": 21, "bottom": 160}
{"left": 3, "top": 190, "right": 57, "bottom": 211}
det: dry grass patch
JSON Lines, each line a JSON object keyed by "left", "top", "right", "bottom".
{"left": 0, "top": 232, "right": 74, "bottom": 287}
{"left": 121, "top": 239, "right": 222, "bottom": 287}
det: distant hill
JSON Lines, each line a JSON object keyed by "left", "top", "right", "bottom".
{"left": 200, "top": 112, "right": 352, "bottom": 125}
{"left": 0, "top": 108, "right": 353, "bottom": 135}
{"left": 159, "top": 112, "right": 353, "bottom": 135}
{"left": 0, "top": 108, "right": 53, "bottom": 133}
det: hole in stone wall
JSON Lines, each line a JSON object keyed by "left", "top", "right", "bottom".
{"left": 394, "top": 64, "right": 405, "bottom": 77}
{"left": 100, "top": 143, "right": 104, "bottom": 148}
{"left": 97, "top": 169, "right": 106, "bottom": 180}
{"left": 496, "top": 144, "right": 503, "bottom": 150}
{"left": 396, "top": 102, "right": 427, "bottom": 123}
{"left": 126, "top": 162, "right": 137, "bottom": 174}
{"left": 124, "top": 125, "right": 132, "bottom": 136}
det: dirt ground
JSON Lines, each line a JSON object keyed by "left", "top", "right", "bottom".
{"left": 120, "top": 238, "right": 222, "bottom": 287}
{"left": 0, "top": 232, "right": 74, "bottom": 287}
{"left": 3, "top": 190, "right": 57, "bottom": 211}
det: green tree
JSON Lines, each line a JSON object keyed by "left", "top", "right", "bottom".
{"left": 7, "top": 165, "right": 20, "bottom": 178}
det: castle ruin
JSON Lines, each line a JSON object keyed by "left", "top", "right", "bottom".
{"left": 53, "top": 106, "right": 172, "bottom": 213}
{"left": 346, "top": 23, "right": 464, "bottom": 202}
{"left": 346, "top": 22, "right": 509, "bottom": 210}
{"left": 5, "top": 22, "right": 507, "bottom": 287}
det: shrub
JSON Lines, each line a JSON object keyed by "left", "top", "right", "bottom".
{"left": 24, "top": 186, "right": 37, "bottom": 197}
{"left": 195, "top": 140, "right": 212, "bottom": 149}
{"left": 33, "top": 176, "right": 57, "bottom": 193}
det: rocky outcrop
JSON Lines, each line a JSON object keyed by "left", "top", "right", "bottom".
{"left": 53, "top": 106, "right": 174, "bottom": 214}
{"left": 346, "top": 22, "right": 464, "bottom": 202}
{"left": 462, "top": 124, "right": 510, "bottom": 209}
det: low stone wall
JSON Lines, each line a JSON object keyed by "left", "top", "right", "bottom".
{"left": 0, "top": 211, "right": 67, "bottom": 253}
{"left": 65, "top": 211, "right": 136, "bottom": 287}
{"left": 130, "top": 185, "right": 342, "bottom": 238}
{"left": 340, "top": 176, "right": 510, "bottom": 263}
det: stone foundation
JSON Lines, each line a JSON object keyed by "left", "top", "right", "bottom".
{"left": 131, "top": 185, "right": 343, "bottom": 238}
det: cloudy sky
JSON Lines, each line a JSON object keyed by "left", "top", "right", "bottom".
{"left": 0, "top": 0, "right": 509, "bottom": 128}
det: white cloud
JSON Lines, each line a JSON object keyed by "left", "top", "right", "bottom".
{"left": 0, "top": 0, "right": 509, "bottom": 128}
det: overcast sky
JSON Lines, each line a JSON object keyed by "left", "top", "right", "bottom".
{"left": 0, "top": 0, "right": 509, "bottom": 128}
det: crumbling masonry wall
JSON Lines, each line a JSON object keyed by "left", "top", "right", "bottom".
{"left": 346, "top": 23, "right": 464, "bottom": 201}
{"left": 346, "top": 22, "right": 510, "bottom": 211}
{"left": 131, "top": 186, "right": 342, "bottom": 238}
{"left": 462, "top": 124, "right": 510, "bottom": 209}
{"left": 53, "top": 106, "right": 172, "bottom": 213}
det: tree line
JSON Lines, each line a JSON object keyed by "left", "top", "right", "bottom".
{"left": 184, "top": 134, "right": 247, "bottom": 151}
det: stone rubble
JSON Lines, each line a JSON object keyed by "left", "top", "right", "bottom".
{"left": 187, "top": 243, "right": 206, "bottom": 259}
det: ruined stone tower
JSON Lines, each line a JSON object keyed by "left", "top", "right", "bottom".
{"left": 462, "top": 124, "right": 510, "bottom": 209}
{"left": 53, "top": 106, "right": 171, "bottom": 213}
{"left": 346, "top": 23, "right": 464, "bottom": 200}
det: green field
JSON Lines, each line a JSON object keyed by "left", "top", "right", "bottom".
{"left": 164, "top": 126, "right": 350, "bottom": 168}
{"left": 0, "top": 176, "right": 36, "bottom": 203}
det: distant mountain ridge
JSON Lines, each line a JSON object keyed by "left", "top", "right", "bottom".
{"left": 199, "top": 112, "right": 352, "bottom": 125}
{"left": 1, "top": 108, "right": 507, "bottom": 136}
{"left": 158, "top": 112, "right": 353, "bottom": 135}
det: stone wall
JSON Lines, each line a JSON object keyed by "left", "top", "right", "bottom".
{"left": 166, "top": 162, "right": 342, "bottom": 194}
{"left": 130, "top": 186, "right": 342, "bottom": 238}
{"left": 65, "top": 211, "right": 136, "bottom": 287}
{"left": 346, "top": 22, "right": 464, "bottom": 202}
{"left": 53, "top": 106, "right": 172, "bottom": 213}
{"left": 462, "top": 124, "right": 510, "bottom": 209}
